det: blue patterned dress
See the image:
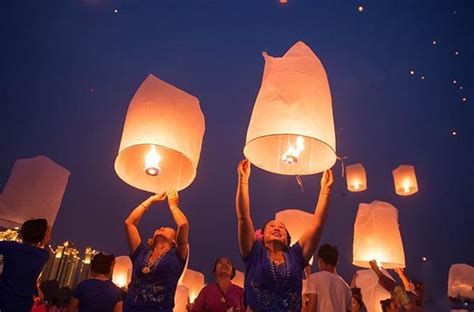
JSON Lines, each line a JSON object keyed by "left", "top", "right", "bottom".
{"left": 243, "top": 241, "right": 307, "bottom": 311}
{"left": 124, "top": 243, "right": 185, "bottom": 312}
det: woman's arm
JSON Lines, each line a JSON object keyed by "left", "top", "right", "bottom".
{"left": 167, "top": 190, "right": 189, "bottom": 261}
{"left": 124, "top": 193, "right": 166, "bottom": 254}
{"left": 235, "top": 159, "right": 256, "bottom": 258}
{"left": 298, "top": 169, "right": 334, "bottom": 262}
{"left": 113, "top": 301, "right": 123, "bottom": 312}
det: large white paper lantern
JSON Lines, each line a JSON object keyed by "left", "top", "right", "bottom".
{"left": 114, "top": 74, "right": 205, "bottom": 193}
{"left": 275, "top": 209, "right": 314, "bottom": 264}
{"left": 244, "top": 41, "right": 336, "bottom": 175}
{"left": 0, "top": 155, "right": 70, "bottom": 228}
{"left": 448, "top": 264, "right": 474, "bottom": 300}
{"left": 392, "top": 165, "right": 418, "bottom": 196}
{"left": 346, "top": 163, "right": 367, "bottom": 192}
{"left": 353, "top": 201, "right": 405, "bottom": 269}
{"left": 354, "top": 269, "right": 395, "bottom": 312}
{"left": 180, "top": 268, "right": 205, "bottom": 303}
{"left": 112, "top": 256, "right": 132, "bottom": 288}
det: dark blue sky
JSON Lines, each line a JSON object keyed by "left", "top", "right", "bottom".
{"left": 1, "top": 0, "right": 473, "bottom": 308}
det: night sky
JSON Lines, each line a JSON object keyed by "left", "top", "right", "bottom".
{"left": 1, "top": 1, "right": 473, "bottom": 309}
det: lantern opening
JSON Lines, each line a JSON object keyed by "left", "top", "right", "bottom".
{"left": 281, "top": 136, "right": 305, "bottom": 165}
{"left": 144, "top": 145, "right": 161, "bottom": 177}
{"left": 353, "top": 181, "right": 361, "bottom": 190}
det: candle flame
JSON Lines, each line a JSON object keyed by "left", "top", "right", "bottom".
{"left": 281, "top": 136, "right": 305, "bottom": 164}
{"left": 145, "top": 145, "right": 161, "bottom": 176}
{"left": 353, "top": 181, "right": 360, "bottom": 190}
{"left": 113, "top": 274, "right": 128, "bottom": 288}
{"left": 403, "top": 180, "right": 411, "bottom": 193}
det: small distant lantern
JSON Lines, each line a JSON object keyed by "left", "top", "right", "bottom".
{"left": 346, "top": 163, "right": 367, "bottom": 192}
{"left": 181, "top": 268, "right": 205, "bottom": 303}
{"left": 276, "top": 209, "right": 314, "bottom": 264}
{"left": 353, "top": 201, "right": 405, "bottom": 269}
{"left": 112, "top": 256, "right": 132, "bottom": 288}
{"left": 243, "top": 41, "right": 336, "bottom": 176}
{"left": 392, "top": 165, "right": 418, "bottom": 196}
{"left": 114, "top": 74, "right": 205, "bottom": 193}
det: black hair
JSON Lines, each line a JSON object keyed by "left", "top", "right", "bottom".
{"left": 351, "top": 287, "right": 365, "bottom": 309}
{"left": 380, "top": 298, "right": 392, "bottom": 312}
{"left": 90, "top": 252, "right": 115, "bottom": 275}
{"left": 212, "top": 257, "right": 236, "bottom": 279}
{"left": 317, "top": 244, "right": 339, "bottom": 266}
{"left": 39, "top": 280, "right": 59, "bottom": 305}
{"left": 261, "top": 220, "right": 292, "bottom": 247}
{"left": 20, "top": 218, "right": 48, "bottom": 244}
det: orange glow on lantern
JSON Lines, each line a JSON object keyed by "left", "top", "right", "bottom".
{"left": 281, "top": 136, "right": 305, "bottom": 164}
{"left": 392, "top": 165, "right": 418, "bottom": 196}
{"left": 181, "top": 268, "right": 205, "bottom": 303}
{"left": 353, "top": 201, "right": 406, "bottom": 269}
{"left": 112, "top": 256, "right": 132, "bottom": 288}
{"left": 346, "top": 163, "right": 367, "bottom": 192}
{"left": 114, "top": 74, "right": 205, "bottom": 193}
{"left": 144, "top": 145, "right": 161, "bottom": 176}
{"left": 243, "top": 41, "right": 336, "bottom": 176}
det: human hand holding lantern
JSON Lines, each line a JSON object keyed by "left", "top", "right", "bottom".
{"left": 166, "top": 190, "right": 179, "bottom": 209}
{"left": 149, "top": 192, "right": 166, "bottom": 204}
{"left": 320, "top": 169, "right": 334, "bottom": 194}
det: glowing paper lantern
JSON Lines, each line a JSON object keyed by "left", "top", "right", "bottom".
{"left": 448, "top": 264, "right": 474, "bottom": 300}
{"left": 346, "top": 163, "right": 367, "bottom": 192}
{"left": 353, "top": 201, "right": 405, "bottom": 269}
{"left": 244, "top": 41, "right": 336, "bottom": 175}
{"left": 0, "top": 156, "right": 70, "bottom": 228}
{"left": 114, "top": 74, "right": 205, "bottom": 193}
{"left": 392, "top": 165, "right": 418, "bottom": 196}
{"left": 174, "top": 285, "right": 190, "bottom": 312}
{"left": 275, "top": 209, "right": 314, "bottom": 264}
{"left": 354, "top": 269, "right": 395, "bottom": 312}
{"left": 233, "top": 270, "right": 245, "bottom": 288}
{"left": 112, "top": 256, "right": 132, "bottom": 288}
{"left": 181, "top": 268, "right": 205, "bottom": 303}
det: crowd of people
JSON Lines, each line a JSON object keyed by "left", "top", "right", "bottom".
{"left": 0, "top": 160, "right": 471, "bottom": 311}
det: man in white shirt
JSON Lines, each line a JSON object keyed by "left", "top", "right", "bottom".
{"left": 306, "top": 244, "right": 351, "bottom": 312}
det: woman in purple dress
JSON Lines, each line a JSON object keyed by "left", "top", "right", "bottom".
{"left": 192, "top": 257, "right": 244, "bottom": 312}
{"left": 235, "top": 159, "right": 334, "bottom": 312}
{"left": 123, "top": 190, "right": 189, "bottom": 312}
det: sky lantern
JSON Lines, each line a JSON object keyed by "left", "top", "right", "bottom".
{"left": 448, "top": 264, "right": 474, "bottom": 300}
{"left": 114, "top": 74, "right": 205, "bottom": 193}
{"left": 174, "top": 285, "right": 190, "bottom": 312}
{"left": 354, "top": 269, "right": 395, "bottom": 312}
{"left": 353, "top": 201, "right": 405, "bottom": 269}
{"left": 275, "top": 209, "right": 314, "bottom": 264}
{"left": 0, "top": 155, "right": 70, "bottom": 228}
{"left": 112, "top": 256, "right": 132, "bottom": 288}
{"left": 243, "top": 41, "right": 336, "bottom": 175}
{"left": 181, "top": 268, "right": 205, "bottom": 303}
{"left": 346, "top": 163, "right": 367, "bottom": 192}
{"left": 233, "top": 270, "right": 245, "bottom": 288}
{"left": 392, "top": 165, "right": 418, "bottom": 196}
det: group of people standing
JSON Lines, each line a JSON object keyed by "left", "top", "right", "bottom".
{"left": 1, "top": 159, "right": 424, "bottom": 312}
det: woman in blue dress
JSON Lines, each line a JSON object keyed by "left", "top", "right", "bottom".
{"left": 124, "top": 190, "right": 189, "bottom": 312}
{"left": 235, "top": 159, "right": 334, "bottom": 312}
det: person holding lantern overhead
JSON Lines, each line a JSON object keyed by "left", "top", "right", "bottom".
{"left": 235, "top": 159, "right": 334, "bottom": 312}
{"left": 123, "top": 190, "right": 188, "bottom": 312}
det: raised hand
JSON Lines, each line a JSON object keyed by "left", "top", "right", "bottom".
{"left": 166, "top": 189, "right": 179, "bottom": 209}
{"left": 320, "top": 169, "right": 334, "bottom": 193}
{"left": 237, "top": 159, "right": 251, "bottom": 180}
{"left": 149, "top": 192, "right": 166, "bottom": 204}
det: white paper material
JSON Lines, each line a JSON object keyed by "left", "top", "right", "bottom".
{"left": 0, "top": 155, "right": 70, "bottom": 228}
{"left": 180, "top": 268, "right": 205, "bottom": 303}
{"left": 244, "top": 41, "right": 336, "bottom": 175}
{"left": 233, "top": 270, "right": 245, "bottom": 288}
{"left": 355, "top": 269, "right": 395, "bottom": 312}
{"left": 115, "top": 74, "right": 205, "bottom": 193}
{"left": 112, "top": 255, "right": 133, "bottom": 288}
{"left": 353, "top": 201, "right": 405, "bottom": 269}
{"left": 448, "top": 264, "right": 474, "bottom": 300}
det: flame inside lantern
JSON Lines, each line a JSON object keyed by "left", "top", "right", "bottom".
{"left": 144, "top": 145, "right": 161, "bottom": 176}
{"left": 281, "top": 136, "right": 305, "bottom": 165}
